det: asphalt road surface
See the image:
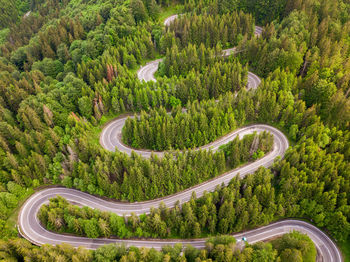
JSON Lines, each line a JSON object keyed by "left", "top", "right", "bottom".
{"left": 17, "top": 15, "right": 342, "bottom": 261}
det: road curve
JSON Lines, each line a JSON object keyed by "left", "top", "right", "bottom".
{"left": 18, "top": 188, "right": 342, "bottom": 261}
{"left": 100, "top": 115, "right": 287, "bottom": 156}
{"left": 137, "top": 57, "right": 261, "bottom": 90}
{"left": 164, "top": 14, "right": 263, "bottom": 35}
{"left": 17, "top": 15, "right": 343, "bottom": 261}
{"left": 164, "top": 14, "right": 179, "bottom": 26}
{"left": 138, "top": 15, "right": 262, "bottom": 88}
{"left": 20, "top": 123, "right": 342, "bottom": 260}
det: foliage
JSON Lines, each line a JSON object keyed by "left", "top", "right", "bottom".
{"left": 65, "top": 129, "right": 272, "bottom": 201}
{"left": 0, "top": 232, "right": 315, "bottom": 261}
{"left": 0, "top": 0, "right": 349, "bottom": 259}
{"left": 161, "top": 11, "right": 254, "bottom": 50}
{"left": 122, "top": 102, "right": 242, "bottom": 150}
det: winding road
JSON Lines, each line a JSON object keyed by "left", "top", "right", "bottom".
{"left": 17, "top": 14, "right": 343, "bottom": 262}
{"left": 138, "top": 14, "right": 262, "bottom": 90}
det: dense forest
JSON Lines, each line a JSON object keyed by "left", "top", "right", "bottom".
{"left": 158, "top": 46, "right": 249, "bottom": 98}
{"left": 0, "top": 0, "right": 349, "bottom": 260}
{"left": 122, "top": 102, "right": 272, "bottom": 150}
{"left": 65, "top": 130, "right": 273, "bottom": 202}
{"left": 162, "top": 11, "right": 254, "bottom": 50}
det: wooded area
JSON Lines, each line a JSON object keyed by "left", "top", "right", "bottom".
{"left": 0, "top": 0, "right": 349, "bottom": 260}
{"left": 122, "top": 103, "right": 272, "bottom": 150}
{"left": 0, "top": 231, "right": 316, "bottom": 261}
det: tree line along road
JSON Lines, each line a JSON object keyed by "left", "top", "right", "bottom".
{"left": 17, "top": 14, "right": 343, "bottom": 262}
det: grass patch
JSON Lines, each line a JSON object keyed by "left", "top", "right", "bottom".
{"left": 340, "top": 239, "right": 350, "bottom": 262}
{"left": 3, "top": 188, "right": 34, "bottom": 238}
{"left": 159, "top": 4, "right": 183, "bottom": 23}
{"left": 0, "top": 28, "right": 10, "bottom": 45}
{"left": 7, "top": 189, "right": 34, "bottom": 226}
{"left": 86, "top": 113, "right": 123, "bottom": 145}
{"left": 3, "top": 184, "right": 67, "bottom": 239}
{"left": 130, "top": 52, "right": 164, "bottom": 75}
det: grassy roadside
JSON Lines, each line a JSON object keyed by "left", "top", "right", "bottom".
{"left": 159, "top": 4, "right": 182, "bottom": 23}
{"left": 4, "top": 184, "right": 66, "bottom": 237}
{"left": 86, "top": 113, "right": 123, "bottom": 145}
{"left": 4, "top": 188, "right": 34, "bottom": 237}
{"left": 340, "top": 239, "right": 350, "bottom": 262}
{"left": 129, "top": 52, "right": 165, "bottom": 75}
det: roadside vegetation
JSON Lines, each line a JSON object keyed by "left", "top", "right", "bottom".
{"left": 63, "top": 130, "right": 273, "bottom": 201}
{"left": 0, "top": 232, "right": 316, "bottom": 261}
{"left": 0, "top": 0, "right": 349, "bottom": 260}
{"left": 122, "top": 102, "right": 271, "bottom": 150}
